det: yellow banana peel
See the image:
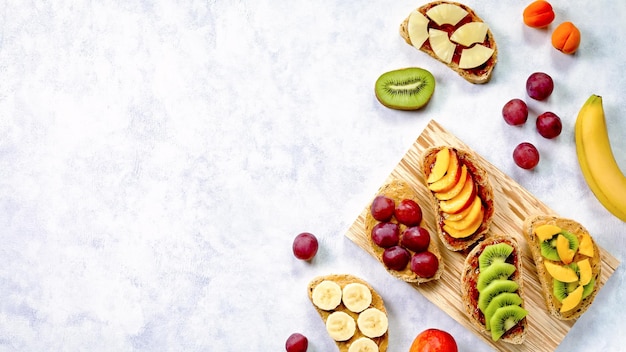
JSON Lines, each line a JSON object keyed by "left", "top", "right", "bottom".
{"left": 575, "top": 94, "right": 626, "bottom": 222}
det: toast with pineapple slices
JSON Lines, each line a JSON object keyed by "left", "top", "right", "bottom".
{"left": 364, "top": 179, "right": 443, "bottom": 283}
{"left": 308, "top": 274, "right": 388, "bottom": 352}
{"left": 522, "top": 215, "right": 602, "bottom": 320}
{"left": 460, "top": 234, "right": 528, "bottom": 344}
{"left": 399, "top": 1, "right": 498, "bottom": 84}
{"left": 421, "top": 146, "right": 494, "bottom": 252}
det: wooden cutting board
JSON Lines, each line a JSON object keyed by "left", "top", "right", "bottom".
{"left": 345, "top": 119, "right": 620, "bottom": 351}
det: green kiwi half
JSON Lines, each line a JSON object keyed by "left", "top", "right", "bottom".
{"left": 374, "top": 67, "right": 435, "bottom": 110}
{"left": 478, "top": 243, "right": 514, "bottom": 272}
{"left": 540, "top": 230, "right": 579, "bottom": 261}
{"left": 490, "top": 305, "right": 528, "bottom": 342}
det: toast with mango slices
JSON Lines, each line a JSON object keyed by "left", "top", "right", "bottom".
{"left": 522, "top": 215, "right": 602, "bottom": 320}
{"left": 399, "top": 1, "right": 498, "bottom": 84}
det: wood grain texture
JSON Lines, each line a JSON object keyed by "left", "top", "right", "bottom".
{"left": 345, "top": 119, "right": 620, "bottom": 351}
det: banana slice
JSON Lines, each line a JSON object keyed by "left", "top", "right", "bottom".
{"left": 342, "top": 283, "right": 372, "bottom": 313}
{"left": 312, "top": 280, "right": 342, "bottom": 310}
{"left": 326, "top": 311, "right": 356, "bottom": 341}
{"left": 357, "top": 308, "right": 388, "bottom": 338}
{"left": 348, "top": 337, "right": 379, "bottom": 352}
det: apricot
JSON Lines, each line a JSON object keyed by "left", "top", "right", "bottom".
{"left": 552, "top": 21, "right": 581, "bottom": 54}
{"left": 523, "top": 0, "right": 555, "bottom": 28}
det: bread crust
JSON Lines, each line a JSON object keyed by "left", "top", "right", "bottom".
{"left": 421, "top": 146, "right": 494, "bottom": 251}
{"left": 522, "top": 215, "right": 602, "bottom": 320}
{"left": 307, "top": 274, "right": 388, "bottom": 352}
{"left": 399, "top": 1, "right": 498, "bottom": 84}
{"left": 364, "top": 179, "right": 444, "bottom": 283}
{"left": 460, "top": 234, "right": 528, "bottom": 344}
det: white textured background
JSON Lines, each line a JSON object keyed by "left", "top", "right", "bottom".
{"left": 1, "top": 1, "right": 624, "bottom": 351}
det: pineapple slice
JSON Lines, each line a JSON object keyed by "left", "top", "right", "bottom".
{"left": 407, "top": 10, "right": 430, "bottom": 49}
{"left": 426, "top": 3, "right": 468, "bottom": 26}
{"left": 429, "top": 29, "right": 456, "bottom": 64}
{"left": 458, "top": 44, "right": 494, "bottom": 69}
{"left": 450, "top": 22, "right": 489, "bottom": 47}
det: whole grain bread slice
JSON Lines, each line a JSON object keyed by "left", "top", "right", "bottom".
{"left": 460, "top": 234, "right": 528, "bottom": 344}
{"left": 522, "top": 215, "right": 602, "bottom": 320}
{"left": 399, "top": 1, "right": 498, "bottom": 84}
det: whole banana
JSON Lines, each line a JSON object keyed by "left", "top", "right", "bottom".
{"left": 575, "top": 95, "right": 626, "bottom": 222}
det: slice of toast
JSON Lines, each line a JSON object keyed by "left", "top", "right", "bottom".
{"left": 421, "top": 146, "right": 494, "bottom": 252}
{"left": 460, "top": 234, "right": 528, "bottom": 344}
{"left": 307, "top": 274, "right": 388, "bottom": 352}
{"left": 522, "top": 215, "right": 602, "bottom": 320}
{"left": 399, "top": 1, "right": 498, "bottom": 84}
{"left": 364, "top": 179, "right": 444, "bottom": 283}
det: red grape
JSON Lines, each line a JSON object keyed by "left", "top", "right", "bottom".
{"left": 395, "top": 199, "right": 422, "bottom": 226}
{"left": 513, "top": 142, "right": 540, "bottom": 170}
{"left": 401, "top": 226, "right": 431, "bottom": 253}
{"left": 536, "top": 111, "right": 562, "bottom": 139}
{"left": 292, "top": 233, "right": 318, "bottom": 261}
{"left": 370, "top": 195, "right": 395, "bottom": 222}
{"left": 411, "top": 251, "right": 439, "bottom": 278}
{"left": 502, "top": 98, "right": 528, "bottom": 126}
{"left": 371, "top": 222, "right": 400, "bottom": 248}
{"left": 382, "top": 246, "right": 410, "bottom": 271}
{"left": 285, "top": 332, "right": 308, "bottom": 352}
{"left": 526, "top": 72, "right": 554, "bottom": 100}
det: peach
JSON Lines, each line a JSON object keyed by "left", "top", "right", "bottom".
{"left": 428, "top": 151, "right": 461, "bottom": 193}
{"left": 428, "top": 148, "right": 451, "bottom": 183}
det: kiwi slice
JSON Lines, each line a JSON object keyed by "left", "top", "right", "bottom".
{"left": 374, "top": 67, "right": 435, "bottom": 110}
{"left": 489, "top": 305, "right": 528, "bottom": 342}
{"left": 478, "top": 279, "right": 519, "bottom": 313}
{"left": 540, "top": 230, "right": 579, "bottom": 261}
{"left": 478, "top": 243, "right": 514, "bottom": 271}
{"left": 483, "top": 293, "right": 523, "bottom": 331}
{"left": 477, "top": 262, "right": 517, "bottom": 292}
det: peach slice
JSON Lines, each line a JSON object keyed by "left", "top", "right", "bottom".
{"left": 544, "top": 261, "right": 579, "bottom": 283}
{"left": 443, "top": 206, "right": 483, "bottom": 239}
{"left": 427, "top": 148, "right": 451, "bottom": 183}
{"left": 556, "top": 234, "right": 576, "bottom": 265}
{"left": 438, "top": 173, "right": 475, "bottom": 214}
{"left": 578, "top": 233, "right": 594, "bottom": 257}
{"left": 428, "top": 150, "right": 461, "bottom": 193}
{"left": 444, "top": 194, "right": 479, "bottom": 221}
{"left": 435, "top": 165, "right": 468, "bottom": 201}
{"left": 534, "top": 224, "right": 562, "bottom": 242}
{"left": 443, "top": 196, "right": 482, "bottom": 230}
{"left": 560, "top": 285, "right": 583, "bottom": 313}
{"left": 578, "top": 258, "right": 592, "bottom": 286}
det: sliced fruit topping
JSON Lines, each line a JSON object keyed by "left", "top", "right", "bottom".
{"left": 443, "top": 194, "right": 483, "bottom": 230}
{"left": 458, "top": 44, "right": 494, "bottom": 69}
{"left": 478, "top": 243, "right": 513, "bottom": 271}
{"left": 578, "top": 232, "right": 595, "bottom": 257}
{"left": 478, "top": 279, "right": 519, "bottom": 313}
{"left": 438, "top": 173, "right": 475, "bottom": 214}
{"left": 428, "top": 149, "right": 461, "bottom": 193}
{"left": 556, "top": 234, "right": 576, "bottom": 264}
{"left": 326, "top": 311, "right": 356, "bottom": 341}
{"left": 559, "top": 285, "right": 584, "bottom": 313}
{"left": 450, "top": 22, "right": 489, "bottom": 47}
{"left": 544, "top": 261, "right": 578, "bottom": 283}
{"left": 407, "top": 10, "right": 430, "bottom": 49}
{"left": 490, "top": 305, "right": 527, "bottom": 342}
{"left": 348, "top": 337, "right": 379, "bottom": 352}
{"left": 443, "top": 207, "right": 483, "bottom": 239}
{"left": 411, "top": 251, "right": 439, "bottom": 278}
{"left": 395, "top": 199, "right": 423, "bottom": 226}
{"left": 477, "top": 262, "right": 517, "bottom": 292}
{"left": 370, "top": 195, "right": 395, "bottom": 222}
{"left": 577, "top": 258, "right": 592, "bottom": 286}
{"left": 541, "top": 230, "right": 578, "bottom": 261}
{"left": 427, "top": 148, "right": 451, "bottom": 183}
{"left": 342, "top": 283, "right": 372, "bottom": 313}
{"left": 312, "top": 280, "right": 343, "bottom": 310}
{"left": 428, "top": 28, "right": 456, "bottom": 64}
{"left": 534, "top": 223, "right": 562, "bottom": 242}
{"left": 483, "top": 293, "right": 523, "bottom": 331}
{"left": 426, "top": 3, "right": 468, "bottom": 26}
{"left": 357, "top": 308, "right": 388, "bottom": 338}
{"left": 435, "top": 165, "right": 468, "bottom": 201}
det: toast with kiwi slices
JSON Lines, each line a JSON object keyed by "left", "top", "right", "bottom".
{"left": 420, "top": 146, "right": 494, "bottom": 252}
{"left": 399, "top": 1, "right": 498, "bottom": 84}
{"left": 522, "top": 215, "right": 602, "bottom": 320}
{"left": 365, "top": 179, "right": 443, "bottom": 283}
{"left": 308, "top": 274, "right": 389, "bottom": 352}
{"left": 460, "top": 234, "right": 528, "bottom": 344}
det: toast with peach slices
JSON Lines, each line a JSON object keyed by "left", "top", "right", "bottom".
{"left": 421, "top": 146, "right": 494, "bottom": 251}
{"left": 364, "top": 179, "right": 443, "bottom": 283}
{"left": 522, "top": 215, "right": 602, "bottom": 320}
{"left": 308, "top": 274, "right": 389, "bottom": 352}
{"left": 399, "top": 1, "right": 498, "bottom": 84}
